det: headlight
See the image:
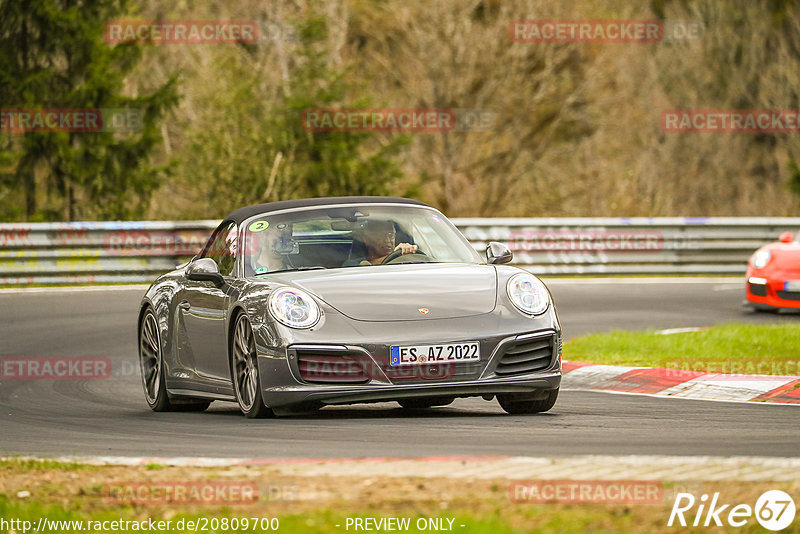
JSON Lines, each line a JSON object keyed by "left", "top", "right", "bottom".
{"left": 751, "top": 250, "right": 771, "bottom": 269}
{"left": 268, "top": 287, "right": 320, "bottom": 329}
{"left": 507, "top": 273, "right": 550, "bottom": 316}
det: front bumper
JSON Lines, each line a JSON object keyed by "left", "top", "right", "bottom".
{"left": 745, "top": 270, "right": 800, "bottom": 309}
{"left": 252, "top": 305, "right": 562, "bottom": 409}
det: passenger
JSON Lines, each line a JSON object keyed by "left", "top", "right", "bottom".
{"left": 251, "top": 223, "right": 291, "bottom": 274}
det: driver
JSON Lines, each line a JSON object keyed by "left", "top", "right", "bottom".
{"left": 349, "top": 219, "right": 417, "bottom": 266}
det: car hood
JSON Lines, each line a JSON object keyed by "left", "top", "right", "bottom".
{"left": 281, "top": 263, "right": 498, "bottom": 321}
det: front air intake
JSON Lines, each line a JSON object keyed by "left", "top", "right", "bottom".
{"left": 494, "top": 333, "right": 556, "bottom": 376}
{"left": 776, "top": 290, "right": 800, "bottom": 301}
{"left": 749, "top": 282, "right": 768, "bottom": 297}
{"left": 291, "top": 347, "right": 370, "bottom": 384}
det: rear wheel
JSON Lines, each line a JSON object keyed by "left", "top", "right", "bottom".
{"left": 498, "top": 389, "right": 558, "bottom": 414}
{"left": 139, "top": 309, "right": 171, "bottom": 411}
{"left": 398, "top": 396, "right": 455, "bottom": 409}
{"left": 231, "top": 313, "right": 273, "bottom": 418}
{"left": 139, "top": 309, "right": 209, "bottom": 412}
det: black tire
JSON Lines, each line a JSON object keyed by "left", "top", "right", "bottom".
{"left": 398, "top": 396, "right": 455, "bottom": 409}
{"left": 754, "top": 306, "right": 779, "bottom": 314}
{"left": 139, "top": 308, "right": 173, "bottom": 411}
{"left": 745, "top": 300, "right": 779, "bottom": 314}
{"left": 497, "top": 389, "right": 559, "bottom": 414}
{"left": 139, "top": 308, "right": 211, "bottom": 412}
{"left": 231, "top": 312, "right": 273, "bottom": 419}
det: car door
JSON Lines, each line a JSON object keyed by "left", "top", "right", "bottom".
{"left": 178, "top": 221, "right": 238, "bottom": 382}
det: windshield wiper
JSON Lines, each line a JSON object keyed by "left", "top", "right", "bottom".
{"left": 257, "top": 266, "right": 327, "bottom": 275}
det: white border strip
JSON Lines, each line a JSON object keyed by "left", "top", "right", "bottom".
{"left": 0, "top": 284, "right": 150, "bottom": 294}
{"left": 563, "top": 387, "right": 800, "bottom": 406}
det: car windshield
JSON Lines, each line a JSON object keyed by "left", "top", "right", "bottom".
{"left": 241, "top": 204, "right": 481, "bottom": 276}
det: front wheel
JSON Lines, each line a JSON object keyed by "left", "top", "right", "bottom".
{"left": 497, "top": 389, "right": 559, "bottom": 414}
{"left": 231, "top": 313, "right": 273, "bottom": 418}
{"left": 139, "top": 309, "right": 171, "bottom": 411}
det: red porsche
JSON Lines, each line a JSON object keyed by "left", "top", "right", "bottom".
{"left": 746, "top": 230, "right": 800, "bottom": 311}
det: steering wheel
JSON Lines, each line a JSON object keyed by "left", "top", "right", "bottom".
{"left": 381, "top": 249, "right": 430, "bottom": 264}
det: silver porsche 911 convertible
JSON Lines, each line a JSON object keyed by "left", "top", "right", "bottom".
{"left": 138, "top": 196, "right": 562, "bottom": 417}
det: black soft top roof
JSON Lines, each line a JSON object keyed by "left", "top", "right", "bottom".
{"left": 224, "top": 196, "right": 430, "bottom": 224}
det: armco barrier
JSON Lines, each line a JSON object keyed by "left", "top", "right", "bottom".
{"left": 0, "top": 217, "right": 798, "bottom": 285}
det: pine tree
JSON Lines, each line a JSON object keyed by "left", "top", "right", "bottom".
{"left": 0, "top": 0, "right": 178, "bottom": 220}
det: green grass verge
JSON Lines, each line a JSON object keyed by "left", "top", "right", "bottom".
{"left": 564, "top": 323, "right": 800, "bottom": 375}
{"left": 1, "top": 458, "right": 794, "bottom": 534}
{"left": 0, "top": 494, "right": 672, "bottom": 534}
{"left": 0, "top": 458, "right": 97, "bottom": 472}
{"left": 1, "top": 493, "right": 789, "bottom": 534}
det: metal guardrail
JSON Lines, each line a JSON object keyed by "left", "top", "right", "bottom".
{"left": 1, "top": 217, "right": 798, "bottom": 285}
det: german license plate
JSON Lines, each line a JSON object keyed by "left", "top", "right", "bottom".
{"left": 785, "top": 281, "right": 800, "bottom": 292}
{"left": 390, "top": 342, "right": 480, "bottom": 366}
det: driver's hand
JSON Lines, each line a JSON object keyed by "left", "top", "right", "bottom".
{"left": 394, "top": 243, "right": 418, "bottom": 255}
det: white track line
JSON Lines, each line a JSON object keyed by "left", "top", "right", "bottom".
{"left": 562, "top": 387, "right": 800, "bottom": 406}
{"left": 560, "top": 364, "right": 647, "bottom": 388}
{"left": 658, "top": 376, "right": 798, "bottom": 402}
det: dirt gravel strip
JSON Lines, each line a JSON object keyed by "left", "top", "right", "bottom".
{"left": 11, "top": 455, "right": 800, "bottom": 482}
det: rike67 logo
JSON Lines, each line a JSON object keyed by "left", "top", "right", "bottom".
{"left": 668, "top": 490, "right": 796, "bottom": 531}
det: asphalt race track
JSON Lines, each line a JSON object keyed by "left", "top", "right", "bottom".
{"left": 0, "top": 278, "right": 797, "bottom": 459}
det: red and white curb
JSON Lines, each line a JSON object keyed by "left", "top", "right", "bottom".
{"left": 562, "top": 361, "right": 800, "bottom": 404}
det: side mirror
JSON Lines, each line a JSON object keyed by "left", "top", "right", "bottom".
{"left": 779, "top": 231, "right": 793, "bottom": 243}
{"left": 186, "top": 257, "right": 225, "bottom": 286}
{"left": 486, "top": 242, "right": 513, "bottom": 265}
